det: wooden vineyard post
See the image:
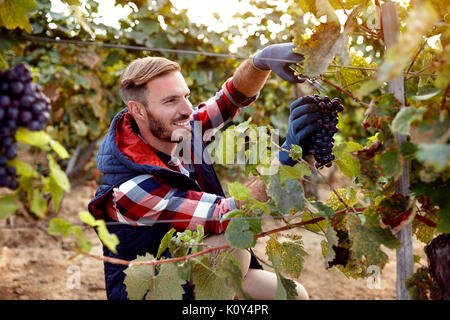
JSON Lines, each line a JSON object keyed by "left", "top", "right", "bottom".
{"left": 381, "top": 1, "right": 414, "bottom": 300}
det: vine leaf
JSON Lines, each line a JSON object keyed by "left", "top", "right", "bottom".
{"left": 391, "top": 107, "right": 426, "bottom": 135}
{"left": 265, "top": 234, "right": 308, "bottom": 279}
{"left": 416, "top": 143, "right": 450, "bottom": 173}
{"left": 279, "top": 162, "right": 311, "bottom": 186}
{"left": 217, "top": 251, "right": 252, "bottom": 300}
{"left": 124, "top": 253, "right": 155, "bottom": 300}
{"left": 225, "top": 218, "right": 255, "bottom": 249}
{"left": 146, "top": 262, "right": 186, "bottom": 300}
{"left": 411, "top": 179, "right": 450, "bottom": 233}
{"left": 374, "top": 149, "right": 402, "bottom": 179}
{"left": 333, "top": 141, "right": 363, "bottom": 179}
{"left": 268, "top": 174, "right": 304, "bottom": 214}
{"left": 30, "top": 188, "right": 47, "bottom": 218}
{"left": 156, "top": 228, "right": 176, "bottom": 258}
{"left": 266, "top": 245, "right": 298, "bottom": 300}
{"left": 0, "top": 0, "right": 37, "bottom": 33}
{"left": 293, "top": 2, "right": 364, "bottom": 77}
{"left": 191, "top": 256, "right": 234, "bottom": 300}
{"left": 0, "top": 194, "right": 19, "bottom": 219}
{"left": 78, "top": 210, "right": 119, "bottom": 253}
{"left": 346, "top": 212, "right": 400, "bottom": 271}
{"left": 227, "top": 181, "right": 250, "bottom": 200}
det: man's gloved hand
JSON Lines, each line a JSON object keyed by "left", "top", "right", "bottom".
{"left": 278, "top": 96, "right": 320, "bottom": 166}
{"left": 253, "top": 43, "right": 304, "bottom": 83}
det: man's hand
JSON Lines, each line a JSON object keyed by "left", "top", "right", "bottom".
{"left": 253, "top": 43, "right": 304, "bottom": 83}
{"left": 278, "top": 96, "right": 320, "bottom": 166}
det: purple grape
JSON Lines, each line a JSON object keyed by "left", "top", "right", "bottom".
{"left": 27, "top": 120, "right": 43, "bottom": 131}
{"left": 31, "top": 102, "right": 46, "bottom": 115}
{"left": 3, "top": 136, "right": 14, "bottom": 147}
{"left": 10, "top": 81, "right": 24, "bottom": 95}
{"left": 0, "top": 108, "right": 4, "bottom": 120}
{"left": 6, "top": 166, "right": 16, "bottom": 176}
{"left": 5, "top": 145, "right": 17, "bottom": 159}
{"left": 0, "top": 167, "right": 5, "bottom": 176}
{"left": 20, "top": 94, "right": 35, "bottom": 108}
{"left": 37, "top": 111, "right": 50, "bottom": 124}
{"left": 0, "top": 82, "right": 8, "bottom": 92}
{"left": 0, "top": 95, "right": 11, "bottom": 108}
{"left": 19, "top": 110, "right": 33, "bottom": 124}
{"left": 6, "top": 106, "right": 19, "bottom": 120}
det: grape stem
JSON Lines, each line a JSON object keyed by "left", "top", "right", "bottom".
{"left": 319, "top": 76, "right": 370, "bottom": 108}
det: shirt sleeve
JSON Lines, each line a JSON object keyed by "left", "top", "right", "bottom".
{"left": 192, "top": 78, "right": 258, "bottom": 143}
{"left": 110, "top": 174, "right": 237, "bottom": 234}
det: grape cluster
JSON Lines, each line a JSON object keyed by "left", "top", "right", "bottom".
{"left": 0, "top": 63, "right": 51, "bottom": 190}
{"left": 306, "top": 95, "right": 344, "bottom": 169}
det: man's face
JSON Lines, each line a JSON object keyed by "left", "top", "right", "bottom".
{"left": 144, "top": 71, "right": 193, "bottom": 142}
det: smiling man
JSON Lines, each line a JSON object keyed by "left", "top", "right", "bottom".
{"left": 88, "top": 43, "right": 320, "bottom": 300}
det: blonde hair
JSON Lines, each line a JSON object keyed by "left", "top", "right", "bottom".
{"left": 119, "top": 56, "right": 181, "bottom": 107}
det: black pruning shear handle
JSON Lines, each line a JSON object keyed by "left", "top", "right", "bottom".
{"left": 289, "top": 65, "right": 326, "bottom": 93}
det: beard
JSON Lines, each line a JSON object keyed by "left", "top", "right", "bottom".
{"left": 145, "top": 107, "right": 191, "bottom": 142}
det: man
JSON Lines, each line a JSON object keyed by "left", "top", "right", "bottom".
{"left": 88, "top": 43, "right": 320, "bottom": 300}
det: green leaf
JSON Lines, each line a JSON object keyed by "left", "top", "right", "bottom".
{"left": 16, "top": 127, "right": 51, "bottom": 149}
{"left": 72, "top": 120, "right": 88, "bottom": 137}
{"left": 333, "top": 141, "right": 363, "bottom": 179}
{"left": 391, "top": 107, "right": 426, "bottom": 135}
{"left": 49, "top": 177, "right": 65, "bottom": 212}
{"left": 279, "top": 162, "right": 311, "bottom": 186}
{"left": 96, "top": 222, "right": 119, "bottom": 254}
{"left": 78, "top": 210, "right": 97, "bottom": 226}
{"left": 0, "top": 194, "right": 18, "bottom": 219}
{"left": 191, "top": 256, "right": 235, "bottom": 300}
{"left": 268, "top": 175, "right": 304, "bottom": 214}
{"left": 49, "top": 139, "right": 70, "bottom": 159}
{"left": 227, "top": 181, "right": 250, "bottom": 201}
{"left": 265, "top": 234, "right": 307, "bottom": 279}
{"left": 323, "top": 222, "right": 338, "bottom": 267}
{"left": 79, "top": 210, "right": 119, "bottom": 253}
{"left": 225, "top": 218, "right": 255, "bottom": 249}
{"left": 217, "top": 252, "right": 252, "bottom": 300}
{"left": 416, "top": 143, "right": 450, "bottom": 172}
{"left": 156, "top": 228, "right": 176, "bottom": 258}
{"left": 346, "top": 213, "right": 400, "bottom": 270}
{"left": 124, "top": 253, "right": 155, "bottom": 300}
{"left": 275, "top": 272, "right": 298, "bottom": 300}
{"left": 30, "top": 188, "right": 47, "bottom": 218}
{"left": 375, "top": 149, "right": 402, "bottom": 178}
{"left": 48, "top": 218, "right": 72, "bottom": 237}
{"left": 0, "top": 0, "right": 37, "bottom": 33}
{"left": 146, "top": 262, "right": 186, "bottom": 300}
{"left": 48, "top": 154, "right": 70, "bottom": 192}
{"left": 7, "top": 159, "right": 38, "bottom": 177}
{"left": 71, "top": 225, "right": 92, "bottom": 253}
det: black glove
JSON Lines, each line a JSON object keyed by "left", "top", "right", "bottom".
{"left": 253, "top": 43, "right": 304, "bottom": 83}
{"left": 278, "top": 97, "right": 320, "bottom": 166}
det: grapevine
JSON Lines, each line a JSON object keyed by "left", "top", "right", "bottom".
{"left": 0, "top": 0, "right": 448, "bottom": 302}
{"left": 0, "top": 63, "right": 51, "bottom": 190}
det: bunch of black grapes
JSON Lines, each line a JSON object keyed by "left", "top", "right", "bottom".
{"left": 0, "top": 63, "right": 51, "bottom": 190}
{"left": 306, "top": 95, "right": 344, "bottom": 169}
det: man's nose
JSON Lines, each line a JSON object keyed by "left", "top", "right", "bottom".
{"left": 180, "top": 98, "right": 193, "bottom": 117}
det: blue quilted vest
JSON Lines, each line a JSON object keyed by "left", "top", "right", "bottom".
{"left": 88, "top": 108, "right": 260, "bottom": 300}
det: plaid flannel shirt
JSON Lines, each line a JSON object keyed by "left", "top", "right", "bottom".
{"left": 106, "top": 79, "right": 257, "bottom": 233}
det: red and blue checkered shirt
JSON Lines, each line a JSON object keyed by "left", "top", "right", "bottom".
{"left": 105, "top": 79, "right": 257, "bottom": 234}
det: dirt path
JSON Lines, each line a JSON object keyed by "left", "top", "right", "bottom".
{"left": 0, "top": 182, "right": 426, "bottom": 300}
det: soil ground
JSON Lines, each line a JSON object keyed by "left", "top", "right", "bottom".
{"left": 0, "top": 170, "right": 427, "bottom": 300}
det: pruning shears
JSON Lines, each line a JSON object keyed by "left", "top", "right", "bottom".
{"left": 289, "top": 65, "right": 326, "bottom": 93}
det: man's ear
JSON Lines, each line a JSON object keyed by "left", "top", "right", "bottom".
{"left": 128, "top": 101, "right": 146, "bottom": 120}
